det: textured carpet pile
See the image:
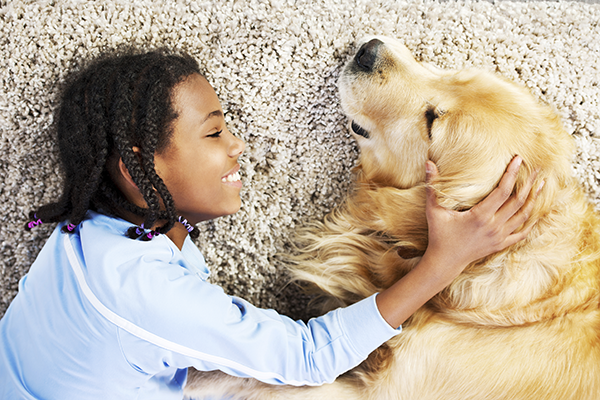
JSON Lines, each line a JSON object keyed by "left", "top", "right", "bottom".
{"left": 1, "top": 0, "right": 599, "bottom": 318}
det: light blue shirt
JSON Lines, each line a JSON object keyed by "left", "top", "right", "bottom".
{"left": 0, "top": 211, "right": 400, "bottom": 399}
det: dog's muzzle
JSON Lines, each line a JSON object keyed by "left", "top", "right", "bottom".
{"left": 346, "top": 39, "right": 382, "bottom": 139}
{"left": 354, "top": 38, "right": 383, "bottom": 72}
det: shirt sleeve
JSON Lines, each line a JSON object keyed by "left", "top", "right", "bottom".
{"left": 112, "top": 259, "right": 400, "bottom": 386}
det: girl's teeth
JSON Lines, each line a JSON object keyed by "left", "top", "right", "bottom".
{"left": 222, "top": 172, "right": 240, "bottom": 183}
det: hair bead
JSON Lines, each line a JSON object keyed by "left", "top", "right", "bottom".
{"left": 178, "top": 216, "right": 195, "bottom": 233}
{"left": 140, "top": 229, "right": 160, "bottom": 241}
{"left": 135, "top": 223, "right": 145, "bottom": 236}
{"left": 27, "top": 214, "right": 43, "bottom": 229}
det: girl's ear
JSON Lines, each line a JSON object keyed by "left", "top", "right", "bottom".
{"left": 117, "top": 146, "right": 142, "bottom": 190}
{"left": 117, "top": 158, "right": 138, "bottom": 190}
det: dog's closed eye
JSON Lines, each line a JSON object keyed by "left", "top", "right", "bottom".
{"left": 425, "top": 106, "right": 446, "bottom": 140}
{"left": 425, "top": 106, "right": 437, "bottom": 140}
{"left": 351, "top": 120, "right": 370, "bottom": 139}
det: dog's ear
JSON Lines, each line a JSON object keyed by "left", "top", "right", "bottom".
{"left": 429, "top": 67, "right": 577, "bottom": 211}
{"left": 428, "top": 108, "right": 509, "bottom": 211}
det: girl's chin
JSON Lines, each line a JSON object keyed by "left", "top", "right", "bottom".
{"left": 194, "top": 202, "right": 242, "bottom": 223}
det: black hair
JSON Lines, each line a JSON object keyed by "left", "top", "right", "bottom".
{"left": 26, "top": 48, "right": 201, "bottom": 239}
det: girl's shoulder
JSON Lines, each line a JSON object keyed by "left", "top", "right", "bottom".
{"left": 68, "top": 211, "right": 209, "bottom": 314}
{"left": 81, "top": 211, "right": 175, "bottom": 255}
{"left": 75, "top": 211, "right": 181, "bottom": 277}
{"left": 78, "top": 210, "right": 208, "bottom": 278}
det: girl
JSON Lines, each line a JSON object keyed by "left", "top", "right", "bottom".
{"left": 0, "top": 48, "right": 539, "bottom": 399}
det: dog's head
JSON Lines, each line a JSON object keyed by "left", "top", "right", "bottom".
{"left": 339, "top": 36, "right": 573, "bottom": 212}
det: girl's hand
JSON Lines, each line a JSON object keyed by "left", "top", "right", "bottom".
{"left": 376, "top": 155, "right": 542, "bottom": 329}
{"left": 422, "top": 155, "right": 542, "bottom": 284}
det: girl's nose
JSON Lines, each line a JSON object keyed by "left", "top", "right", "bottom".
{"left": 229, "top": 132, "right": 245, "bottom": 157}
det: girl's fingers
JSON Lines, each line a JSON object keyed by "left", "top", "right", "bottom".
{"left": 425, "top": 160, "right": 439, "bottom": 185}
{"left": 423, "top": 157, "right": 542, "bottom": 266}
{"left": 503, "top": 216, "right": 536, "bottom": 248}
{"left": 494, "top": 166, "right": 539, "bottom": 225}
{"left": 425, "top": 161, "right": 442, "bottom": 210}
{"left": 502, "top": 178, "right": 544, "bottom": 235}
{"left": 425, "top": 156, "right": 541, "bottom": 236}
{"left": 502, "top": 181, "right": 542, "bottom": 246}
{"left": 472, "top": 156, "right": 523, "bottom": 217}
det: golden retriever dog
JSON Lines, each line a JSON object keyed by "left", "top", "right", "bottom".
{"left": 185, "top": 36, "right": 600, "bottom": 400}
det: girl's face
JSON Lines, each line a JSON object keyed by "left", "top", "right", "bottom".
{"left": 154, "top": 73, "right": 246, "bottom": 225}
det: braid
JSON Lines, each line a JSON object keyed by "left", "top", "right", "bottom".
{"left": 29, "top": 59, "right": 113, "bottom": 229}
{"left": 64, "top": 69, "right": 112, "bottom": 232}
{"left": 27, "top": 48, "right": 203, "bottom": 239}
{"left": 135, "top": 66, "right": 178, "bottom": 235}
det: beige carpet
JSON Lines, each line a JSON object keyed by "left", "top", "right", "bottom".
{"left": 1, "top": 0, "right": 599, "bottom": 318}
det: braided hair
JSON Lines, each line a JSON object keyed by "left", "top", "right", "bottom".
{"left": 26, "top": 48, "right": 201, "bottom": 240}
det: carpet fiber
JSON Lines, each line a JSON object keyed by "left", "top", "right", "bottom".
{"left": 1, "top": 0, "right": 599, "bottom": 318}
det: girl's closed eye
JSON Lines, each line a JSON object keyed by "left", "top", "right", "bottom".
{"left": 207, "top": 130, "right": 222, "bottom": 138}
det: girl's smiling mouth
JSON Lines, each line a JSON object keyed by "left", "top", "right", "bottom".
{"left": 222, "top": 166, "right": 242, "bottom": 187}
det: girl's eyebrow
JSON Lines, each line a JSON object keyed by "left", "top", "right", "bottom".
{"left": 202, "top": 110, "right": 223, "bottom": 124}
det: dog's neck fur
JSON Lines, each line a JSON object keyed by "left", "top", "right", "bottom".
{"left": 294, "top": 164, "right": 600, "bottom": 328}
{"left": 433, "top": 178, "right": 600, "bottom": 327}
{"left": 352, "top": 167, "right": 600, "bottom": 327}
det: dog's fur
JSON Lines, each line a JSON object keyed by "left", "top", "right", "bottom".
{"left": 185, "top": 36, "right": 600, "bottom": 400}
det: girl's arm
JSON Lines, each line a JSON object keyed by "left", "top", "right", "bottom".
{"left": 376, "top": 156, "right": 541, "bottom": 329}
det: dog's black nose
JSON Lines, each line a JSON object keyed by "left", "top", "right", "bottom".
{"left": 355, "top": 39, "right": 383, "bottom": 72}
